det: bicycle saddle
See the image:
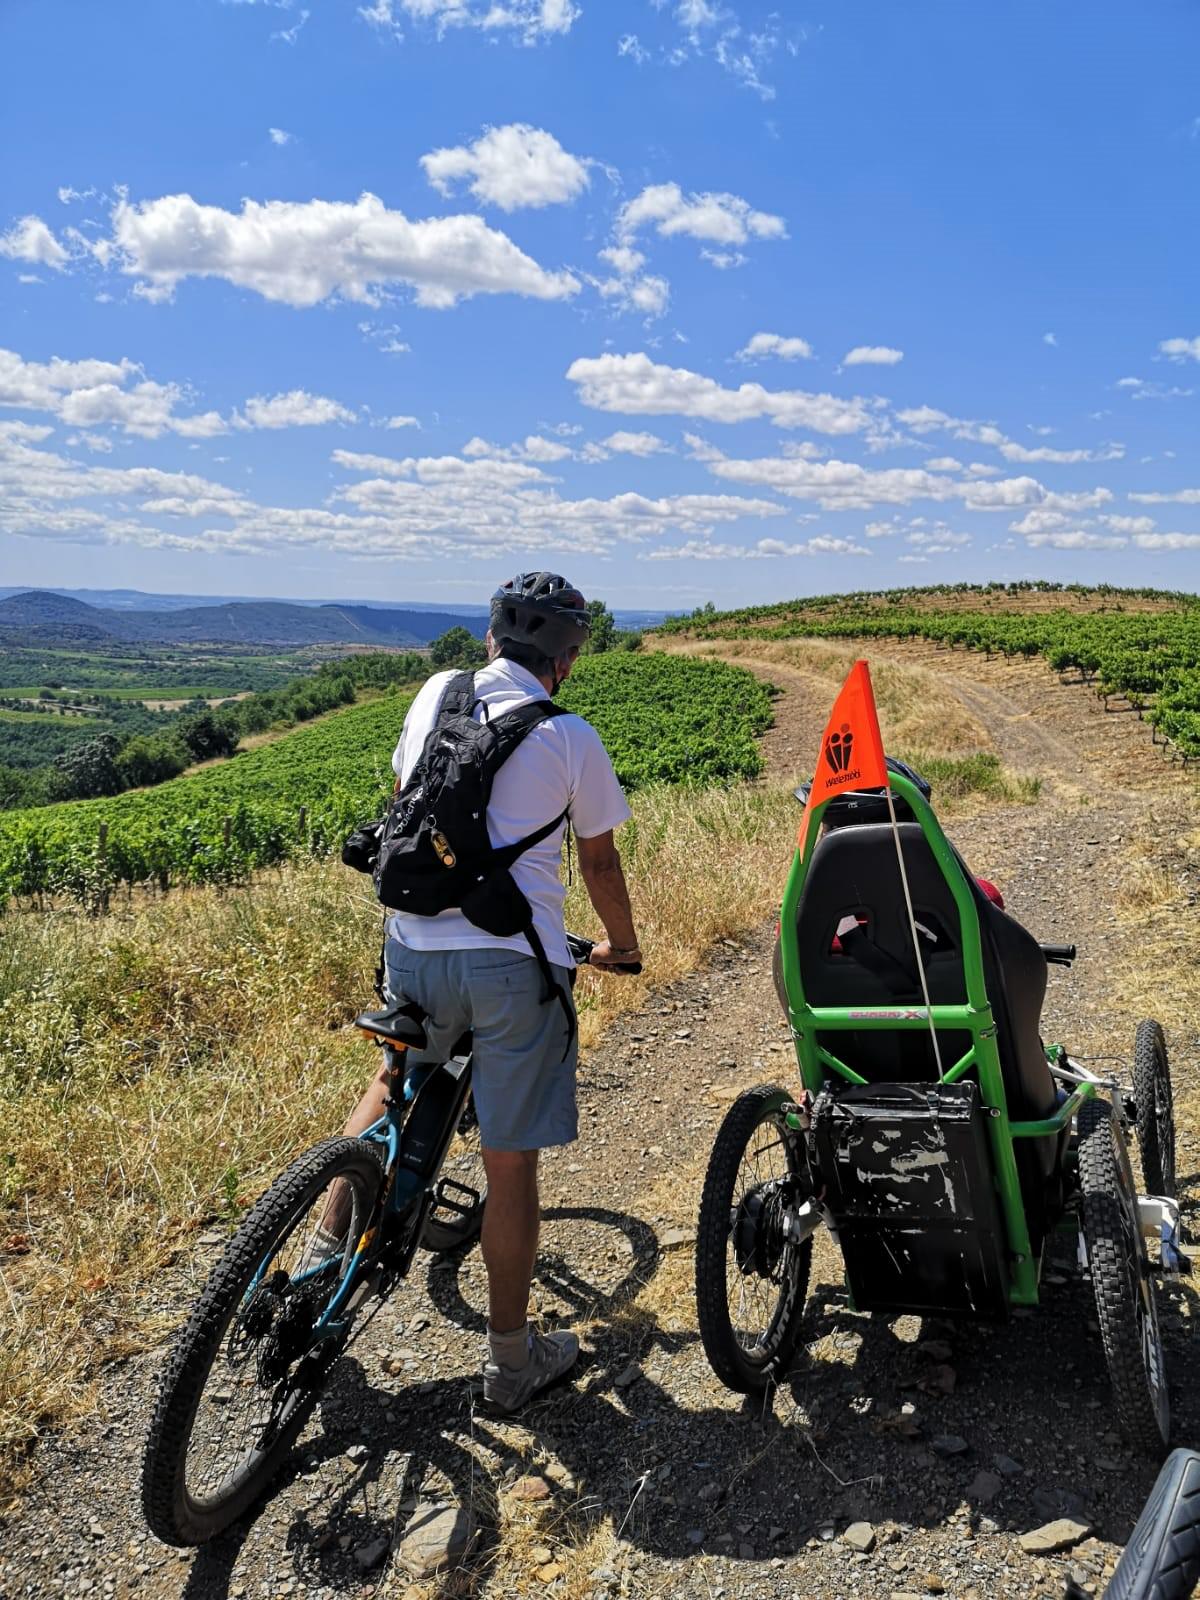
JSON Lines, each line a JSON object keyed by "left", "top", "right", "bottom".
{"left": 355, "top": 998, "right": 429, "bottom": 1050}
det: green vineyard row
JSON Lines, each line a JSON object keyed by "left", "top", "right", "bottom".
{"left": 660, "top": 589, "right": 1200, "bottom": 760}
{"left": 0, "top": 654, "right": 773, "bottom": 908}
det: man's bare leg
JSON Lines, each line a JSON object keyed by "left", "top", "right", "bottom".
{"left": 311, "top": 1060, "right": 393, "bottom": 1248}
{"left": 480, "top": 1147, "right": 540, "bottom": 1332}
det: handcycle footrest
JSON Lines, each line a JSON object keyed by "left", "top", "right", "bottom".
{"left": 812, "top": 1080, "right": 1010, "bottom": 1319}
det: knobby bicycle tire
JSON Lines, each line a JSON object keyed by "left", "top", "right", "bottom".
{"left": 695, "top": 1084, "right": 813, "bottom": 1394}
{"left": 142, "top": 1137, "right": 386, "bottom": 1546}
{"left": 1133, "top": 1020, "right": 1176, "bottom": 1200}
{"left": 1078, "top": 1097, "right": 1170, "bottom": 1459}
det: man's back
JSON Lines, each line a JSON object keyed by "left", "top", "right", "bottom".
{"left": 389, "top": 657, "right": 629, "bottom": 967}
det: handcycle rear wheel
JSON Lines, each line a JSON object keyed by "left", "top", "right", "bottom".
{"left": 141, "top": 1137, "right": 386, "bottom": 1546}
{"left": 1078, "top": 1096, "right": 1170, "bottom": 1459}
{"left": 421, "top": 1093, "right": 487, "bottom": 1254}
{"left": 1133, "top": 1019, "right": 1176, "bottom": 1199}
{"left": 695, "top": 1084, "right": 813, "bottom": 1393}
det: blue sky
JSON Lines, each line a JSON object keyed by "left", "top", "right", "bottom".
{"left": 2, "top": 0, "right": 1199, "bottom": 609}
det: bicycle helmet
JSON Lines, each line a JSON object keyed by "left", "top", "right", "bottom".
{"left": 795, "top": 755, "right": 933, "bottom": 828}
{"left": 489, "top": 572, "right": 592, "bottom": 659}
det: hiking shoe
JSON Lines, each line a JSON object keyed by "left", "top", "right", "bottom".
{"left": 481, "top": 1329, "right": 579, "bottom": 1414}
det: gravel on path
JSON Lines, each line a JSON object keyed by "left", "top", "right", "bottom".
{"left": 2, "top": 642, "right": 1196, "bottom": 1600}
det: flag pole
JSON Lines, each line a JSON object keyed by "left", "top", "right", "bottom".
{"left": 883, "top": 782, "right": 945, "bottom": 1077}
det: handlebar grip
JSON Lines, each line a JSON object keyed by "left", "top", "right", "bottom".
{"left": 1040, "top": 942, "right": 1077, "bottom": 966}
{"left": 1104, "top": 1448, "right": 1200, "bottom": 1600}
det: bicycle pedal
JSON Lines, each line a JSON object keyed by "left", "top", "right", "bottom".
{"left": 432, "top": 1177, "right": 481, "bottom": 1219}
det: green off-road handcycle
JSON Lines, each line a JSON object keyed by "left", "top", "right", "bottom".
{"left": 695, "top": 769, "right": 1188, "bottom": 1457}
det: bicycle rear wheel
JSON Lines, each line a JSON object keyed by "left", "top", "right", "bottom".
{"left": 142, "top": 1137, "right": 386, "bottom": 1546}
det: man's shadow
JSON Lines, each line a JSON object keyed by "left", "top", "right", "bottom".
{"left": 181, "top": 1191, "right": 1200, "bottom": 1598}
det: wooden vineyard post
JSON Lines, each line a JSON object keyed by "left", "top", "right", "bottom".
{"left": 223, "top": 815, "right": 232, "bottom": 847}
{"left": 298, "top": 805, "right": 307, "bottom": 838}
{"left": 98, "top": 821, "right": 108, "bottom": 863}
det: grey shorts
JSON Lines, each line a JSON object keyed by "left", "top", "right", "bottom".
{"left": 383, "top": 938, "right": 579, "bottom": 1153}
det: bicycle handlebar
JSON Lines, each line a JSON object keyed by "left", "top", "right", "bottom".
{"left": 566, "top": 932, "right": 643, "bottom": 976}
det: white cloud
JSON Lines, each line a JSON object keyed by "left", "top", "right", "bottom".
{"left": 927, "top": 456, "right": 962, "bottom": 471}
{"left": 1025, "top": 530, "right": 1127, "bottom": 550}
{"left": 0, "top": 347, "right": 361, "bottom": 440}
{"left": 1134, "top": 532, "right": 1200, "bottom": 550}
{"left": 617, "top": 32, "right": 649, "bottom": 63}
{"left": 268, "top": 127, "right": 293, "bottom": 145}
{"left": 384, "top": 414, "right": 420, "bottom": 429}
{"left": 0, "top": 215, "right": 69, "bottom": 270}
{"left": 98, "top": 191, "right": 579, "bottom": 309}
{"left": 642, "top": 533, "right": 867, "bottom": 561}
{"left": 421, "top": 123, "right": 589, "bottom": 211}
{"left": 897, "top": 403, "right": 1122, "bottom": 465}
{"left": 365, "top": 0, "right": 579, "bottom": 43}
{"left": 616, "top": 183, "right": 786, "bottom": 252}
{"left": 1158, "top": 336, "right": 1200, "bottom": 363}
{"left": 843, "top": 345, "right": 903, "bottom": 367}
{"left": 598, "top": 244, "right": 644, "bottom": 276}
{"left": 1118, "top": 375, "right": 1194, "bottom": 401}
{"left": 595, "top": 265, "right": 671, "bottom": 317}
{"left": 1010, "top": 508, "right": 1069, "bottom": 536}
{"left": 601, "top": 430, "right": 671, "bottom": 456}
{"left": 736, "top": 332, "right": 813, "bottom": 362}
{"left": 1098, "top": 514, "right": 1155, "bottom": 535}
{"left": 461, "top": 434, "right": 574, "bottom": 463}
{"left": 1043, "top": 332, "right": 1057, "bottom": 347}
{"left": 1130, "top": 488, "right": 1200, "bottom": 505}
{"left": 272, "top": 8, "right": 309, "bottom": 43}
{"left": 237, "top": 390, "right": 357, "bottom": 429}
{"left": 566, "top": 352, "right": 872, "bottom": 435}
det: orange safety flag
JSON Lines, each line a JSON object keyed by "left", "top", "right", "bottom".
{"left": 798, "top": 659, "right": 889, "bottom": 846}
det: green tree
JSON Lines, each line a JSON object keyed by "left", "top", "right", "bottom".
{"left": 583, "top": 598, "right": 618, "bottom": 654}
{"left": 430, "top": 626, "right": 487, "bottom": 669}
{"left": 53, "top": 734, "right": 123, "bottom": 799}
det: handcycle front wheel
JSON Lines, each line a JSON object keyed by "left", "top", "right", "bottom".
{"left": 1078, "top": 1096, "right": 1170, "bottom": 1459}
{"left": 695, "top": 1084, "right": 813, "bottom": 1393}
{"left": 141, "top": 1137, "right": 387, "bottom": 1547}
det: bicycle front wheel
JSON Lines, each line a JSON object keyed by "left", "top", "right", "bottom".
{"left": 142, "top": 1137, "right": 386, "bottom": 1546}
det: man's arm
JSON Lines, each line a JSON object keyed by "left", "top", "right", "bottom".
{"left": 576, "top": 828, "right": 641, "bottom": 968}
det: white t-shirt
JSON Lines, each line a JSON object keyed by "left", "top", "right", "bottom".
{"left": 387, "top": 658, "right": 631, "bottom": 968}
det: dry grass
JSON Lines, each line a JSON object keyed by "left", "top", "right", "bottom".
{"left": 659, "top": 635, "right": 995, "bottom": 758}
{"left": 0, "top": 781, "right": 795, "bottom": 1505}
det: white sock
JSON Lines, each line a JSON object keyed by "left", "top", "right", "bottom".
{"left": 488, "top": 1321, "right": 531, "bottom": 1369}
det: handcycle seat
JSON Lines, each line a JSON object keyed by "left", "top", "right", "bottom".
{"left": 793, "top": 818, "right": 1064, "bottom": 1244}
{"left": 355, "top": 998, "right": 429, "bottom": 1050}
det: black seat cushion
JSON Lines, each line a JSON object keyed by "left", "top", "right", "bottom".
{"left": 794, "top": 821, "right": 1063, "bottom": 1243}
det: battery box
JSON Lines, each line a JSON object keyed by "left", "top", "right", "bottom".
{"left": 811, "top": 1080, "right": 1010, "bottom": 1319}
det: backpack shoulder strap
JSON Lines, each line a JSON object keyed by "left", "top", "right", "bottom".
{"left": 437, "top": 670, "right": 478, "bottom": 722}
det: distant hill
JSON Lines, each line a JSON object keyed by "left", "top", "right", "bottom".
{"left": 0, "top": 586, "right": 672, "bottom": 631}
{"left": 0, "top": 592, "right": 487, "bottom": 647}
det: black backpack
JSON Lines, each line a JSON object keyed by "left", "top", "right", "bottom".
{"left": 373, "top": 670, "right": 576, "bottom": 1042}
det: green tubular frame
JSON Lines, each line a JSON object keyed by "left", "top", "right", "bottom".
{"left": 777, "top": 770, "right": 1094, "bottom": 1306}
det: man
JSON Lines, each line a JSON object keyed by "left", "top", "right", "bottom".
{"left": 341, "top": 572, "right": 641, "bottom": 1413}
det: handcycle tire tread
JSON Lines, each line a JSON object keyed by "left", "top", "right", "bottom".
{"left": 695, "top": 1084, "right": 812, "bottom": 1395}
{"left": 1104, "top": 1447, "right": 1200, "bottom": 1600}
{"left": 1078, "top": 1096, "right": 1170, "bottom": 1461}
{"left": 141, "top": 1136, "right": 386, "bottom": 1547}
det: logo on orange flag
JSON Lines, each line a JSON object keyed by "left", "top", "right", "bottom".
{"left": 799, "top": 660, "right": 888, "bottom": 845}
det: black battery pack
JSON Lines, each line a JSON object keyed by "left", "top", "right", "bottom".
{"left": 811, "top": 1081, "right": 1010, "bottom": 1319}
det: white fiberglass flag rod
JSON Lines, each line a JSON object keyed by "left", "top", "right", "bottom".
{"left": 884, "top": 783, "right": 944, "bottom": 1077}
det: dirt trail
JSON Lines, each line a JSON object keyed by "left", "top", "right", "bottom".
{"left": 2, "top": 646, "right": 1197, "bottom": 1600}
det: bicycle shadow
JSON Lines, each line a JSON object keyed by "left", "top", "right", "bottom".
{"left": 179, "top": 1195, "right": 1200, "bottom": 1599}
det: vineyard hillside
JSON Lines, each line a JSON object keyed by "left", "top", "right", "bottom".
{"left": 0, "top": 653, "right": 773, "bottom": 907}
{"left": 658, "top": 583, "right": 1200, "bottom": 760}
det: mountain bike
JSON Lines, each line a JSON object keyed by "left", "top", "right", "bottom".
{"left": 141, "top": 932, "right": 639, "bottom": 1547}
